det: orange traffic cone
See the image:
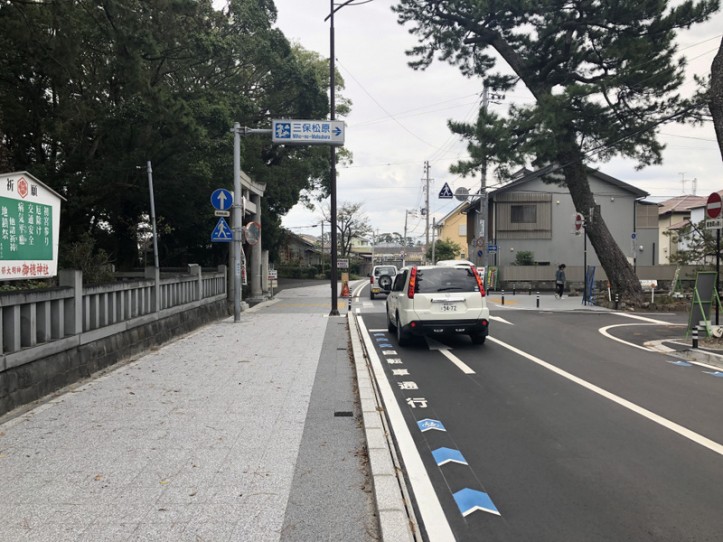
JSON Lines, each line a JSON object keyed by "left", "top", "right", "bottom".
{"left": 340, "top": 280, "right": 350, "bottom": 297}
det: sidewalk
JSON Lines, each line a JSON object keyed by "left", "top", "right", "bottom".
{"left": 486, "top": 290, "right": 611, "bottom": 311}
{"left": 0, "top": 283, "right": 382, "bottom": 542}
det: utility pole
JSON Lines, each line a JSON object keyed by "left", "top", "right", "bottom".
{"left": 424, "top": 161, "right": 431, "bottom": 260}
{"left": 431, "top": 217, "right": 437, "bottom": 264}
{"left": 479, "top": 85, "right": 489, "bottom": 271}
{"left": 320, "top": 221, "right": 325, "bottom": 276}
{"left": 478, "top": 83, "right": 504, "bottom": 271}
{"left": 403, "top": 211, "right": 408, "bottom": 267}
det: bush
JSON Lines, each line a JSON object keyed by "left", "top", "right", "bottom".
{"left": 59, "top": 233, "right": 115, "bottom": 284}
{"left": 513, "top": 251, "right": 535, "bottom": 266}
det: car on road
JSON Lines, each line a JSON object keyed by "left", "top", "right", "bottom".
{"left": 435, "top": 259, "right": 476, "bottom": 268}
{"left": 386, "top": 264, "right": 490, "bottom": 346}
{"left": 369, "top": 265, "right": 398, "bottom": 299}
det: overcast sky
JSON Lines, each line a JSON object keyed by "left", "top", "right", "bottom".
{"left": 237, "top": 1, "right": 723, "bottom": 242}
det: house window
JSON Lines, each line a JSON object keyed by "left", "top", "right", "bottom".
{"left": 458, "top": 224, "right": 467, "bottom": 236}
{"left": 511, "top": 204, "right": 537, "bottom": 223}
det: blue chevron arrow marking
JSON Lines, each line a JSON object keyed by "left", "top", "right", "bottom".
{"left": 432, "top": 447, "right": 468, "bottom": 466}
{"left": 669, "top": 360, "right": 692, "bottom": 367}
{"left": 703, "top": 371, "right": 723, "bottom": 378}
{"left": 453, "top": 488, "right": 500, "bottom": 517}
{"left": 417, "top": 419, "right": 446, "bottom": 432}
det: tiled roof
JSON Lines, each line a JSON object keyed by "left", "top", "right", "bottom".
{"left": 657, "top": 195, "right": 708, "bottom": 215}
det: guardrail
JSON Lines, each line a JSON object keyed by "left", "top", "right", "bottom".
{"left": 1, "top": 265, "right": 227, "bottom": 360}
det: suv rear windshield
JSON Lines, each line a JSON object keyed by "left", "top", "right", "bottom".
{"left": 415, "top": 267, "right": 480, "bottom": 293}
{"left": 374, "top": 266, "right": 397, "bottom": 276}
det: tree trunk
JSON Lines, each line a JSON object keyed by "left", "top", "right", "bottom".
{"left": 711, "top": 37, "right": 723, "bottom": 162}
{"left": 559, "top": 149, "right": 644, "bottom": 302}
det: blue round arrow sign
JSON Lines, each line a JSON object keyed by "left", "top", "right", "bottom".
{"left": 211, "top": 188, "right": 233, "bottom": 211}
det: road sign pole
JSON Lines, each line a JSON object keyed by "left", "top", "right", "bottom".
{"left": 718, "top": 228, "right": 720, "bottom": 325}
{"left": 328, "top": 0, "right": 339, "bottom": 316}
{"left": 232, "top": 122, "right": 242, "bottom": 322}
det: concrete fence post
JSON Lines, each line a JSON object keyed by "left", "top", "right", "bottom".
{"left": 59, "top": 270, "right": 83, "bottom": 335}
{"left": 188, "top": 264, "right": 202, "bottom": 301}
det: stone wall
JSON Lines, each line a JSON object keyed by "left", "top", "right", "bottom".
{"left": 0, "top": 300, "right": 228, "bottom": 417}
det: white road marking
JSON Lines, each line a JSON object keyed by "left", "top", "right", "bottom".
{"left": 357, "top": 318, "right": 456, "bottom": 542}
{"left": 440, "top": 349, "right": 476, "bottom": 374}
{"left": 599, "top": 323, "right": 666, "bottom": 352}
{"left": 489, "top": 336, "right": 723, "bottom": 458}
{"left": 426, "top": 338, "right": 476, "bottom": 374}
{"left": 490, "top": 315, "right": 514, "bottom": 325}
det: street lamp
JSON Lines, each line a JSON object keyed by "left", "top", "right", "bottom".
{"left": 325, "top": 0, "right": 374, "bottom": 316}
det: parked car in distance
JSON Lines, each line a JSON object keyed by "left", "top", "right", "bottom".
{"left": 436, "top": 259, "right": 485, "bottom": 286}
{"left": 369, "top": 265, "right": 398, "bottom": 300}
{"left": 436, "top": 259, "right": 476, "bottom": 268}
{"left": 386, "top": 265, "right": 490, "bottom": 346}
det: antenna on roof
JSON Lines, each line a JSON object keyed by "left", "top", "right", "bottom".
{"left": 692, "top": 178, "right": 697, "bottom": 196}
{"left": 679, "top": 172, "right": 687, "bottom": 194}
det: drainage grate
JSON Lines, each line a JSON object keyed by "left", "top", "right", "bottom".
{"left": 334, "top": 411, "right": 354, "bottom": 417}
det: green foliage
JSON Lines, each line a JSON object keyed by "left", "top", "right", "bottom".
{"left": 513, "top": 251, "right": 535, "bottom": 266}
{"left": 331, "top": 201, "right": 372, "bottom": 258}
{"left": 427, "top": 238, "right": 461, "bottom": 262}
{"left": 393, "top": 0, "right": 719, "bottom": 299}
{"left": 395, "top": 0, "right": 719, "bottom": 177}
{"left": 0, "top": 0, "right": 341, "bottom": 269}
{"left": 665, "top": 220, "right": 717, "bottom": 265}
{"left": 59, "top": 233, "right": 115, "bottom": 285}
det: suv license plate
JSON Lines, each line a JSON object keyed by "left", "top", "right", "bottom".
{"left": 440, "top": 303, "right": 458, "bottom": 312}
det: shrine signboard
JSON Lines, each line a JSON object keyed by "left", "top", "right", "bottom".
{"left": 0, "top": 171, "right": 64, "bottom": 281}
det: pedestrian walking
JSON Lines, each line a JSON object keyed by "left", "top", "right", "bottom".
{"left": 555, "top": 264, "right": 566, "bottom": 299}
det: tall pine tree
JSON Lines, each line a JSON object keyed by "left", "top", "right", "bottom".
{"left": 394, "top": 0, "right": 718, "bottom": 300}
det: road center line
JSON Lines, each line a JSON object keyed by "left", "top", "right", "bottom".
{"left": 439, "top": 349, "right": 476, "bottom": 374}
{"left": 488, "top": 336, "right": 723, "bottom": 458}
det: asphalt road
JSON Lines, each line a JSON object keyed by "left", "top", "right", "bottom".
{"left": 355, "top": 288, "right": 723, "bottom": 541}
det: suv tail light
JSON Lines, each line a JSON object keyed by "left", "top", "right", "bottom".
{"left": 471, "top": 266, "right": 486, "bottom": 297}
{"left": 407, "top": 266, "right": 417, "bottom": 299}
{"left": 370, "top": 275, "right": 374, "bottom": 285}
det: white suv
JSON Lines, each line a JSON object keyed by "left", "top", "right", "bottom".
{"left": 369, "top": 265, "right": 398, "bottom": 300}
{"left": 386, "top": 265, "right": 490, "bottom": 346}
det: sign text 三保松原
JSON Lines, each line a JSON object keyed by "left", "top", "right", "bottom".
{"left": 272, "top": 119, "right": 345, "bottom": 146}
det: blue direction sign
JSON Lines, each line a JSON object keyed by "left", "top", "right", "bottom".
{"left": 211, "top": 188, "right": 233, "bottom": 211}
{"left": 211, "top": 217, "right": 233, "bottom": 242}
{"left": 272, "top": 119, "right": 345, "bottom": 146}
{"left": 439, "top": 182, "right": 453, "bottom": 199}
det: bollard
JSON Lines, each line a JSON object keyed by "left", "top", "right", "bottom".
{"left": 614, "top": 293, "right": 619, "bottom": 310}
{"left": 692, "top": 326, "right": 699, "bottom": 349}
{"left": 536, "top": 293, "right": 540, "bottom": 308}
{"left": 529, "top": 287, "right": 532, "bottom": 296}
{"left": 501, "top": 290, "right": 505, "bottom": 306}
{"left": 513, "top": 286, "right": 516, "bottom": 296}
{"left": 348, "top": 293, "right": 352, "bottom": 312}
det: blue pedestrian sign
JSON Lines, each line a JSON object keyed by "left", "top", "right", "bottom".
{"left": 439, "top": 182, "right": 453, "bottom": 199}
{"left": 211, "top": 217, "right": 233, "bottom": 242}
{"left": 211, "top": 188, "right": 233, "bottom": 211}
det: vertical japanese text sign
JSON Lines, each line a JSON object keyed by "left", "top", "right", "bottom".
{"left": 0, "top": 171, "right": 64, "bottom": 280}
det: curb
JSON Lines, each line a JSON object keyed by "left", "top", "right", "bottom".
{"left": 348, "top": 312, "right": 419, "bottom": 542}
